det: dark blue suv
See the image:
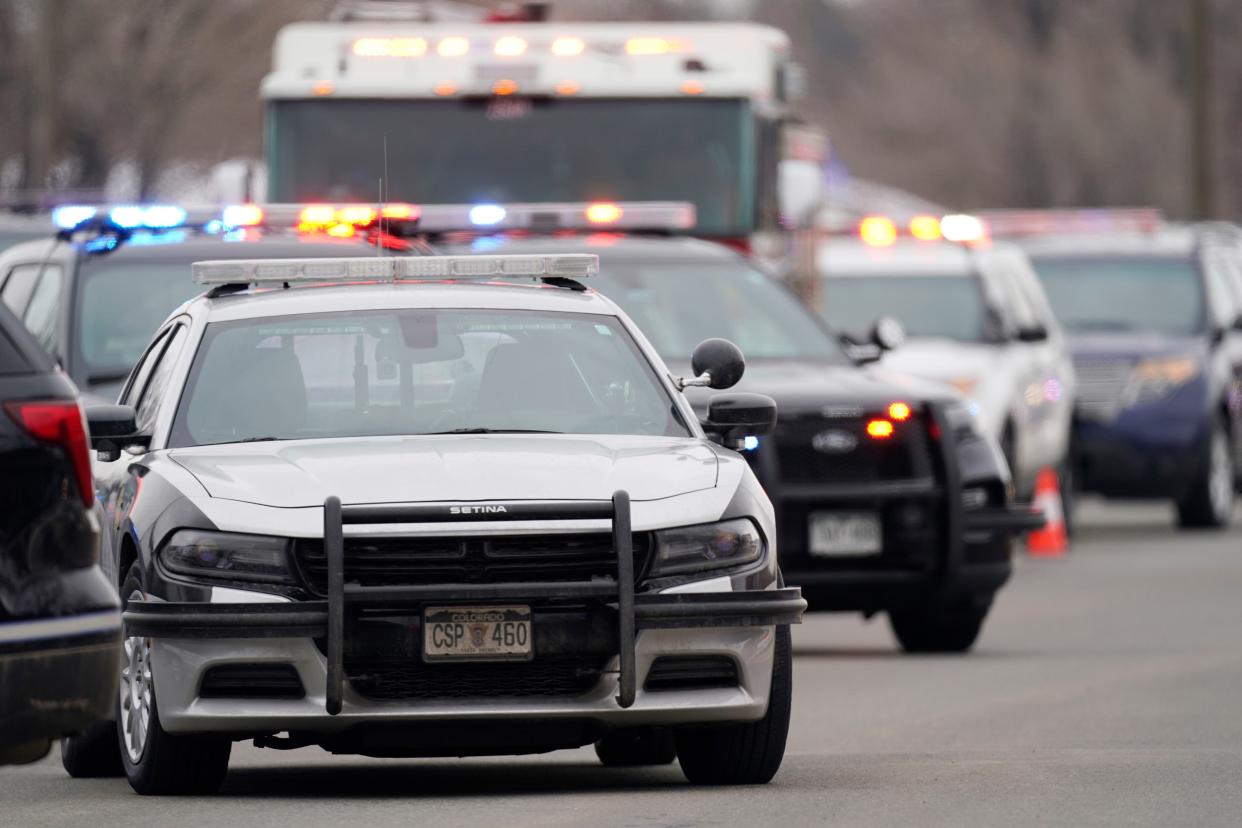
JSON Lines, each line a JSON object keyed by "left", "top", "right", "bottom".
{"left": 1024, "top": 226, "right": 1242, "bottom": 529}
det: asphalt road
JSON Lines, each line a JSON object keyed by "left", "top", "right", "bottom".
{"left": 6, "top": 500, "right": 1241, "bottom": 827}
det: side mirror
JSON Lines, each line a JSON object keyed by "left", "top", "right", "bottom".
{"left": 1016, "top": 324, "right": 1049, "bottom": 343}
{"left": 871, "top": 316, "right": 905, "bottom": 351}
{"left": 86, "top": 404, "right": 149, "bottom": 461}
{"left": 703, "top": 392, "right": 778, "bottom": 444}
{"left": 777, "top": 158, "right": 823, "bottom": 229}
{"left": 676, "top": 338, "right": 746, "bottom": 390}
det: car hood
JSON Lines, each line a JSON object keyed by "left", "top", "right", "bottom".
{"left": 674, "top": 359, "right": 958, "bottom": 415}
{"left": 877, "top": 340, "right": 997, "bottom": 384}
{"left": 170, "top": 434, "right": 718, "bottom": 508}
{"left": 1068, "top": 332, "right": 1206, "bottom": 361}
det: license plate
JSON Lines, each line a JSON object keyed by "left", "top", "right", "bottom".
{"left": 808, "top": 512, "right": 882, "bottom": 557}
{"left": 423, "top": 605, "right": 532, "bottom": 662}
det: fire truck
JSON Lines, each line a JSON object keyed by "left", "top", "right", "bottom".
{"left": 260, "top": 6, "right": 824, "bottom": 260}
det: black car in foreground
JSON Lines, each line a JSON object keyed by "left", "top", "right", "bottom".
{"left": 0, "top": 303, "right": 119, "bottom": 766}
{"left": 445, "top": 231, "right": 1042, "bottom": 652}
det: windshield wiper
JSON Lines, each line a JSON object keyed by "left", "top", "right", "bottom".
{"left": 424, "top": 428, "right": 563, "bottom": 435}
{"left": 239, "top": 436, "right": 281, "bottom": 442}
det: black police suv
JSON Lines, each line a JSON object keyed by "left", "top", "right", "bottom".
{"left": 445, "top": 232, "right": 1042, "bottom": 652}
{"left": 0, "top": 302, "right": 119, "bottom": 766}
{"left": 1024, "top": 226, "right": 1242, "bottom": 529}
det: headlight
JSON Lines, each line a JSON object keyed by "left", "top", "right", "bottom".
{"left": 160, "top": 530, "right": 292, "bottom": 584}
{"left": 649, "top": 518, "right": 764, "bottom": 577}
{"left": 1127, "top": 355, "right": 1199, "bottom": 404}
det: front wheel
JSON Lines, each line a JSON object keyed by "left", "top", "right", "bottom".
{"left": 890, "top": 601, "right": 989, "bottom": 653}
{"left": 1176, "top": 421, "right": 1234, "bottom": 529}
{"left": 675, "top": 625, "right": 791, "bottom": 785}
{"left": 116, "top": 565, "right": 231, "bottom": 795}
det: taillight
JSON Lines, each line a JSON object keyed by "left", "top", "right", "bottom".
{"left": 4, "top": 400, "right": 94, "bottom": 508}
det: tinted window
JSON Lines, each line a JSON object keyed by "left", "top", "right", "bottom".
{"left": 592, "top": 261, "right": 847, "bottom": 363}
{"left": 821, "top": 273, "right": 988, "bottom": 343}
{"left": 22, "top": 264, "right": 63, "bottom": 355}
{"left": 135, "top": 325, "right": 188, "bottom": 434}
{"left": 1030, "top": 257, "right": 1204, "bottom": 336}
{"left": 2, "top": 264, "right": 42, "bottom": 313}
{"left": 172, "top": 308, "right": 687, "bottom": 447}
{"left": 76, "top": 261, "right": 206, "bottom": 385}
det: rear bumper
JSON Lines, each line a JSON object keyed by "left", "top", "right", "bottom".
{"left": 0, "top": 610, "right": 121, "bottom": 746}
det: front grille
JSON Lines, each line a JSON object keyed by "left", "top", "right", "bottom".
{"left": 1073, "top": 358, "right": 1133, "bottom": 420}
{"left": 345, "top": 655, "right": 608, "bottom": 700}
{"left": 645, "top": 656, "right": 739, "bottom": 691}
{"left": 199, "top": 664, "right": 305, "bottom": 699}
{"left": 294, "top": 533, "right": 652, "bottom": 595}
{"left": 763, "top": 414, "right": 934, "bottom": 485}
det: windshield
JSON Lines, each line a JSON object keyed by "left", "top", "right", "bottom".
{"left": 820, "top": 273, "right": 989, "bottom": 343}
{"left": 170, "top": 308, "right": 688, "bottom": 447}
{"left": 75, "top": 261, "right": 206, "bottom": 387}
{"left": 591, "top": 260, "right": 847, "bottom": 364}
{"left": 267, "top": 98, "right": 752, "bottom": 236}
{"left": 1029, "top": 256, "right": 1204, "bottom": 336}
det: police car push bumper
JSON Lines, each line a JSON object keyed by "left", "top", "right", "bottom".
{"left": 124, "top": 490, "right": 806, "bottom": 715}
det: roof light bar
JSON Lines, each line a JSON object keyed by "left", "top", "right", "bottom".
{"left": 52, "top": 205, "right": 98, "bottom": 229}
{"left": 53, "top": 203, "right": 212, "bottom": 231}
{"left": 550, "top": 37, "right": 585, "bottom": 56}
{"left": 191, "top": 254, "right": 599, "bottom": 286}
{"left": 222, "top": 204, "right": 265, "bottom": 228}
{"left": 974, "top": 208, "right": 1164, "bottom": 237}
{"left": 858, "top": 216, "right": 898, "bottom": 247}
{"left": 940, "top": 214, "right": 986, "bottom": 243}
{"left": 418, "top": 201, "right": 695, "bottom": 233}
{"left": 210, "top": 202, "right": 695, "bottom": 235}
{"left": 469, "top": 204, "right": 507, "bottom": 226}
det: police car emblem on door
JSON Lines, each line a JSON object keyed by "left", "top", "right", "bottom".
{"left": 812, "top": 429, "right": 858, "bottom": 453}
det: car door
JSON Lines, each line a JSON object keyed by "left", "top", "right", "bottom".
{"left": 94, "top": 321, "right": 188, "bottom": 586}
{"left": 983, "top": 255, "right": 1054, "bottom": 487}
{"left": 1007, "top": 255, "right": 1075, "bottom": 470}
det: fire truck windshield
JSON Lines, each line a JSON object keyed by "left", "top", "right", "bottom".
{"left": 267, "top": 97, "right": 753, "bottom": 236}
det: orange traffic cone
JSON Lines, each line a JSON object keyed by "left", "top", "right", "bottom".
{"left": 1026, "top": 468, "right": 1068, "bottom": 557}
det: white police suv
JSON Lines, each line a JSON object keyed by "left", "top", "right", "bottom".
{"left": 64, "top": 252, "right": 803, "bottom": 794}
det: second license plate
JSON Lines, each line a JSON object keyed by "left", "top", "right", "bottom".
{"left": 808, "top": 512, "right": 882, "bottom": 557}
{"left": 423, "top": 605, "right": 532, "bottom": 662}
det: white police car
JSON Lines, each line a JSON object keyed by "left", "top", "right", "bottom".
{"left": 64, "top": 252, "right": 802, "bottom": 794}
{"left": 818, "top": 216, "right": 1076, "bottom": 506}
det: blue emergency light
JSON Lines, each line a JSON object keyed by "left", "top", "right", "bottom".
{"left": 469, "top": 204, "right": 507, "bottom": 226}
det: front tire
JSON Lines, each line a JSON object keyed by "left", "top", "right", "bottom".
{"left": 890, "top": 601, "right": 989, "bottom": 653}
{"left": 116, "top": 565, "right": 231, "bottom": 796}
{"left": 1176, "top": 421, "right": 1234, "bottom": 529}
{"left": 675, "top": 624, "right": 791, "bottom": 785}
